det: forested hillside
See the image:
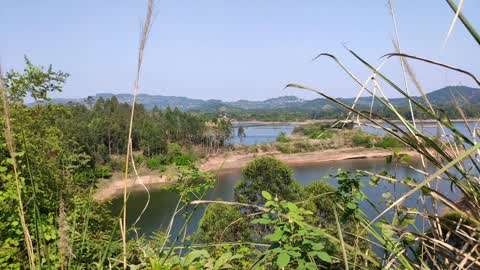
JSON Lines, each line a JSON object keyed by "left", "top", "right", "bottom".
{"left": 46, "top": 85, "right": 480, "bottom": 121}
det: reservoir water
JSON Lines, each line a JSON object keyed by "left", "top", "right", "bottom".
{"left": 228, "top": 121, "right": 478, "bottom": 145}
{"left": 229, "top": 123, "right": 295, "bottom": 145}
{"left": 110, "top": 158, "right": 458, "bottom": 237}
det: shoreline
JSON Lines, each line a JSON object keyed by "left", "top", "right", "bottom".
{"left": 232, "top": 119, "right": 479, "bottom": 127}
{"left": 94, "top": 147, "right": 418, "bottom": 202}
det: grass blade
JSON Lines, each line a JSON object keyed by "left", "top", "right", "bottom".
{"left": 445, "top": 0, "right": 480, "bottom": 45}
{"left": 383, "top": 53, "right": 480, "bottom": 87}
{"left": 443, "top": 0, "right": 464, "bottom": 47}
{"left": 370, "top": 142, "right": 480, "bottom": 225}
{"left": 333, "top": 206, "right": 349, "bottom": 270}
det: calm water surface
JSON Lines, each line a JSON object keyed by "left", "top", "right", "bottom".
{"left": 111, "top": 158, "right": 459, "bottom": 237}
{"left": 229, "top": 124, "right": 295, "bottom": 145}
{"left": 361, "top": 121, "right": 477, "bottom": 139}
{"left": 229, "top": 121, "right": 479, "bottom": 146}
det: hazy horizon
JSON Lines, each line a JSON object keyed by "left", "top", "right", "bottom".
{"left": 2, "top": 1, "right": 479, "bottom": 101}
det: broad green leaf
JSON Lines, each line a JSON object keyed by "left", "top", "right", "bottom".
{"left": 184, "top": 249, "right": 209, "bottom": 266}
{"left": 262, "top": 191, "right": 272, "bottom": 200}
{"left": 266, "top": 227, "right": 283, "bottom": 242}
{"left": 285, "top": 202, "right": 299, "bottom": 212}
{"left": 312, "top": 243, "right": 324, "bottom": 251}
{"left": 252, "top": 218, "right": 271, "bottom": 225}
{"left": 315, "top": 251, "right": 332, "bottom": 263}
{"left": 213, "top": 252, "right": 232, "bottom": 270}
{"left": 276, "top": 253, "right": 290, "bottom": 268}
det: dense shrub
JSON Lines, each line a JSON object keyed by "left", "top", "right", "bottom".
{"left": 293, "top": 140, "right": 314, "bottom": 152}
{"left": 275, "top": 142, "right": 294, "bottom": 154}
{"left": 234, "top": 156, "right": 302, "bottom": 205}
{"left": 194, "top": 204, "right": 251, "bottom": 243}
{"left": 276, "top": 131, "right": 291, "bottom": 143}
{"left": 309, "top": 129, "right": 334, "bottom": 140}
{"left": 375, "top": 135, "right": 404, "bottom": 149}
{"left": 302, "top": 181, "right": 337, "bottom": 226}
{"left": 352, "top": 131, "right": 374, "bottom": 147}
{"left": 146, "top": 155, "right": 165, "bottom": 170}
{"left": 94, "top": 165, "right": 112, "bottom": 179}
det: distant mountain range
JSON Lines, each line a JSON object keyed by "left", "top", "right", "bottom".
{"left": 47, "top": 86, "right": 480, "bottom": 113}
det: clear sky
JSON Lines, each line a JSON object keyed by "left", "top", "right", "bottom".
{"left": 1, "top": 1, "right": 479, "bottom": 101}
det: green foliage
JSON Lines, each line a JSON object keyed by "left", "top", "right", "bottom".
{"left": 253, "top": 191, "right": 335, "bottom": 269}
{"left": 275, "top": 131, "right": 290, "bottom": 143}
{"left": 352, "top": 130, "right": 375, "bottom": 147}
{"left": 4, "top": 56, "right": 69, "bottom": 102}
{"left": 146, "top": 155, "right": 165, "bottom": 170}
{"left": 375, "top": 135, "right": 404, "bottom": 149}
{"left": 276, "top": 140, "right": 314, "bottom": 154}
{"left": 194, "top": 204, "right": 251, "bottom": 243}
{"left": 292, "top": 140, "right": 314, "bottom": 152}
{"left": 146, "top": 143, "right": 196, "bottom": 171}
{"left": 94, "top": 164, "right": 112, "bottom": 179}
{"left": 234, "top": 156, "right": 302, "bottom": 205}
{"left": 0, "top": 59, "right": 231, "bottom": 268}
{"left": 275, "top": 142, "right": 294, "bottom": 153}
{"left": 296, "top": 123, "right": 335, "bottom": 140}
{"left": 335, "top": 170, "right": 366, "bottom": 221}
{"left": 302, "top": 181, "right": 337, "bottom": 226}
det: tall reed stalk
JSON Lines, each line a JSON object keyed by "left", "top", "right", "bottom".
{"left": 0, "top": 66, "right": 36, "bottom": 268}
{"left": 122, "top": 0, "right": 154, "bottom": 268}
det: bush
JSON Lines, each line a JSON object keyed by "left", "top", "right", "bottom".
{"left": 352, "top": 131, "right": 374, "bottom": 147}
{"left": 275, "top": 143, "right": 294, "bottom": 154}
{"left": 259, "top": 143, "right": 272, "bottom": 152}
{"left": 134, "top": 154, "right": 145, "bottom": 166}
{"left": 302, "top": 181, "right": 337, "bottom": 226}
{"left": 107, "top": 158, "right": 123, "bottom": 171}
{"left": 247, "top": 145, "right": 259, "bottom": 153}
{"left": 165, "top": 143, "right": 196, "bottom": 167}
{"left": 309, "top": 129, "right": 334, "bottom": 140}
{"left": 276, "top": 131, "right": 291, "bottom": 143}
{"left": 293, "top": 140, "right": 314, "bottom": 152}
{"left": 194, "top": 204, "right": 251, "bottom": 243}
{"left": 94, "top": 165, "right": 112, "bottom": 179}
{"left": 375, "top": 135, "right": 404, "bottom": 149}
{"left": 146, "top": 155, "right": 165, "bottom": 170}
{"left": 172, "top": 154, "right": 194, "bottom": 167}
{"left": 234, "top": 156, "right": 302, "bottom": 205}
{"left": 301, "top": 123, "right": 330, "bottom": 136}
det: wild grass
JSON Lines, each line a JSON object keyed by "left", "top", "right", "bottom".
{"left": 283, "top": 4, "right": 480, "bottom": 266}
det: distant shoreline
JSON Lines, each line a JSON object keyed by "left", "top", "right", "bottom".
{"left": 232, "top": 119, "right": 479, "bottom": 127}
{"left": 94, "top": 147, "right": 418, "bottom": 202}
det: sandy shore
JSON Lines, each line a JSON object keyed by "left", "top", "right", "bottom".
{"left": 200, "top": 147, "right": 418, "bottom": 173}
{"left": 94, "top": 147, "right": 417, "bottom": 202}
{"left": 94, "top": 174, "right": 171, "bottom": 202}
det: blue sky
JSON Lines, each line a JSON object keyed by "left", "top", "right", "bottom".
{"left": 1, "top": 1, "right": 479, "bottom": 101}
